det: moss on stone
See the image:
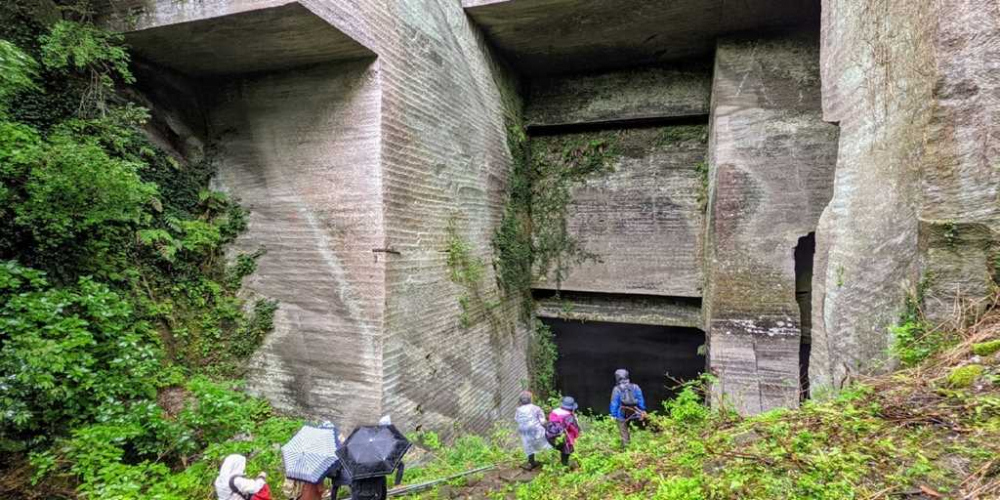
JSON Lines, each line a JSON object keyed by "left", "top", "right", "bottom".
{"left": 656, "top": 124, "right": 708, "bottom": 146}
{"left": 695, "top": 161, "right": 709, "bottom": 213}
{"left": 972, "top": 340, "right": 1000, "bottom": 357}
{"left": 947, "top": 364, "right": 984, "bottom": 388}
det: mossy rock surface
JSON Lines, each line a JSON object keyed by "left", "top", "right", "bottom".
{"left": 972, "top": 340, "right": 1000, "bottom": 357}
{"left": 947, "top": 364, "right": 985, "bottom": 388}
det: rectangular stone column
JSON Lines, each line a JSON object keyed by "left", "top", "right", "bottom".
{"left": 703, "top": 34, "right": 839, "bottom": 414}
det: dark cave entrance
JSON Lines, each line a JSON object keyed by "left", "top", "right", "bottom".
{"left": 543, "top": 318, "right": 705, "bottom": 414}
{"left": 795, "top": 233, "right": 815, "bottom": 400}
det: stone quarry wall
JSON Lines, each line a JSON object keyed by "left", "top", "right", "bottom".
{"left": 704, "top": 33, "right": 839, "bottom": 413}
{"left": 355, "top": 1, "right": 530, "bottom": 435}
{"left": 110, "top": 0, "right": 530, "bottom": 434}
{"left": 530, "top": 126, "right": 707, "bottom": 298}
{"left": 812, "top": 0, "right": 1000, "bottom": 392}
{"left": 208, "top": 59, "right": 384, "bottom": 427}
{"left": 526, "top": 63, "right": 711, "bottom": 128}
{"left": 111, "top": 0, "right": 1000, "bottom": 424}
{"left": 276, "top": 0, "right": 531, "bottom": 434}
{"left": 525, "top": 64, "right": 712, "bottom": 303}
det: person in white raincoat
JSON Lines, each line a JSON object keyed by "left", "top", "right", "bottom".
{"left": 514, "top": 391, "right": 550, "bottom": 470}
{"left": 214, "top": 454, "right": 267, "bottom": 500}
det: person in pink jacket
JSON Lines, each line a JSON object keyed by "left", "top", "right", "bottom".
{"left": 547, "top": 396, "right": 581, "bottom": 467}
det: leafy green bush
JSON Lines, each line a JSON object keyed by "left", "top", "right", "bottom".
{"left": 0, "top": 39, "right": 38, "bottom": 115}
{"left": 0, "top": 7, "right": 281, "bottom": 496}
{"left": 31, "top": 378, "right": 301, "bottom": 500}
{"left": 0, "top": 261, "right": 161, "bottom": 439}
{"left": 665, "top": 384, "right": 710, "bottom": 426}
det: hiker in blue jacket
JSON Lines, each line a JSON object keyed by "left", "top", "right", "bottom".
{"left": 609, "top": 368, "right": 646, "bottom": 447}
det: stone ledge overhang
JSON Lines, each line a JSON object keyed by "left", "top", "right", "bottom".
{"left": 462, "top": 0, "right": 820, "bottom": 76}
{"left": 105, "top": 1, "right": 375, "bottom": 76}
{"left": 535, "top": 292, "right": 702, "bottom": 329}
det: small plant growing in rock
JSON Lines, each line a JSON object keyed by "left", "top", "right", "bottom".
{"left": 694, "top": 161, "right": 709, "bottom": 212}
{"left": 943, "top": 221, "right": 959, "bottom": 248}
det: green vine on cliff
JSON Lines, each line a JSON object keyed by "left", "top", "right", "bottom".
{"left": 491, "top": 119, "right": 619, "bottom": 398}
{"left": 446, "top": 219, "right": 487, "bottom": 329}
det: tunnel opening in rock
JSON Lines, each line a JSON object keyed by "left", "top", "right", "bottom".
{"left": 543, "top": 317, "right": 705, "bottom": 413}
{"left": 795, "top": 232, "right": 816, "bottom": 400}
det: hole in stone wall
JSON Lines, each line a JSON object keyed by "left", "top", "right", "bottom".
{"left": 542, "top": 318, "right": 705, "bottom": 413}
{"left": 795, "top": 232, "right": 815, "bottom": 400}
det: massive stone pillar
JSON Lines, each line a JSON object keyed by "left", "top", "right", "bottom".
{"left": 107, "top": 0, "right": 531, "bottom": 434}
{"left": 812, "top": 0, "right": 1000, "bottom": 392}
{"left": 209, "top": 59, "right": 384, "bottom": 427}
{"left": 704, "top": 34, "right": 839, "bottom": 414}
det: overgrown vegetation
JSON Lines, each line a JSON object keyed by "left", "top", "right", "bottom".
{"left": 0, "top": 3, "right": 292, "bottom": 497}
{"left": 491, "top": 119, "right": 621, "bottom": 398}
{"left": 890, "top": 273, "right": 944, "bottom": 367}
{"left": 398, "top": 306, "right": 1000, "bottom": 499}
{"left": 528, "top": 132, "right": 618, "bottom": 290}
{"left": 446, "top": 219, "right": 490, "bottom": 328}
{"left": 492, "top": 122, "right": 708, "bottom": 397}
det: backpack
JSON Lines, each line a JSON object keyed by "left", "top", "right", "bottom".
{"left": 619, "top": 383, "right": 638, "bottom": 407}
{"left": 229, "top": 476, "right": 272, "bottom": 500}
{"left": 544, "top": 420, "right": 566, "bottom": 441}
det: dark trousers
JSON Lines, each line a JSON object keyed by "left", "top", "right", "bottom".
{"left": 347, "top": 477, "right": 386, "bottom": 500}
{"left": 618, "top": 406, "right": 643, "bottom": 447}
{"left": 328, "top": 462, "right": 352, "bottom": 500}
{"left": 617, "top": 418, "right": 631, "bottom": 447}
{"left": 547, "top": 438, "right": 572, "bottom": 466}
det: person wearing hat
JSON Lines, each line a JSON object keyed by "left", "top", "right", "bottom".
{"left": 514, "top": 391, "right": 551, "bottom": 470}
{"left": 610, "top": 368, "right": 646, "bottom": 448}
{"left": 547, "top": 396, "right": 581, "bottom": 467}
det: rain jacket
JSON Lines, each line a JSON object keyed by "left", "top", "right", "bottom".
{"left": 548, "top": 407, "right": 581, "bottom": 451}
{"left": 214, "top": 455, "right": 266, "bottom": 500}
{"left": 515, "top": 403, "right": 552, "bottom": 455}
{"left": 610, "top": 377, "right": 646, "bottom": 420}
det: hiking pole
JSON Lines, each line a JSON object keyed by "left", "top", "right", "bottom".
{"left": 385, "top": 464, "right": 497, "bottom": 497}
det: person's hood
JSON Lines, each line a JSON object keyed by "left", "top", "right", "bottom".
{"left": 214, "top": 454, "right": 246, "bottom": 499}
{"left": 615, "top": 369, "right": 630, "bottom": 384}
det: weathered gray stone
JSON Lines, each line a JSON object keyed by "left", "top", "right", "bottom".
{"left": 532, "top": 126, "right": 707, "bottom": 298}
{"left": 112, "top": 0, "right": 1000, "bottom": 426}
{"left": 703, "top": 34, "right": 838, "bottom": 414}
{"left": 535, "top": 293, "right": 701, "bottom": 328}
{"left": 526, "top": 63, "right": 712, "bottom": 128}
{"left": 463, "top": 0, "right": 820, "bottom": 75}
{"left": 124, "top": 3, "right": 373, "bottom": 76}
{"left": 112, "top": 0, "right": 530, "bottom": 435}
{"left": 209, "top": 60, "right": 384, "bottom": 428}
{"left": 811, "top": 0, "right": 999, "bottom": 393}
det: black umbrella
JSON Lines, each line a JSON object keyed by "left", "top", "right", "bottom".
{"left": 336, "top": 424, "right": 411, "bottom": 480}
